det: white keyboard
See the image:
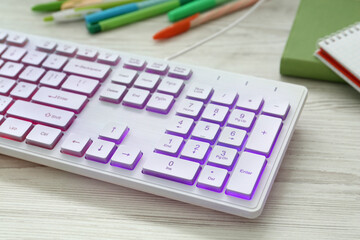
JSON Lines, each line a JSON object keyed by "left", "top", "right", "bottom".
{"left": 0, "top": 29, "right": 307, "bottom": 218}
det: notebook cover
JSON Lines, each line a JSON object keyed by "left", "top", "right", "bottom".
{"left": 280, "top": 0, "right": 360, "bottom": 82}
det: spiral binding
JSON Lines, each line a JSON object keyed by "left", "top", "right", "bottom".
{"left": 320, "top": 22, "right": 360, "bottom": 45}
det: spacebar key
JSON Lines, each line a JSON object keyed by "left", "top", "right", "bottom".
{"left": 7, "top": 100, "right": 75, "bottom": 130}
{"left": 143, "top": 154, "right": 200, "bottom": 185}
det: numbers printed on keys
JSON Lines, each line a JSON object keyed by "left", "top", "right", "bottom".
{"left": 61, "top": 133, "right": 91, "bottom": 157}
{"left": 166, "top": 116, "right": 194, "bottom": 137}
{"left": 26, "top": 124, "right": 62, "bottom": 149}
{"left": 85, "top": 139, "right": 116, "bottom": 163}
{"left": 227, "top": 109, "right": 255, "bottom": 130}
{"left": 111, "top": 145, "right": 142, "bottom": 170}
{"left": 0, "top": 117, "right": 32, "bottom": 141}
{"left": 42, "top": 54, "right": 68, "bottom": 70}
{"left": 201, "top": 104, "right": 229, "bottom": 125}
{"left": 180, "top": 139, "right": 210, "bottom": 163}
{"left": 77, "top": 48, "right": 98, "bottom": 61}
{"left": 154, "top": 134, "right": 184, "bottom": 156}
{"left": 207, "top": 145, "right": 238, "bottom": 169}
{"left": 111, "top": 68, "right": 137, "bottom": 87}
{"left": 176, "top": 99, "right": 203, "bottom": 119}
{"left": 191, "top": 121, "right": 220, "bottom": 143}
{"left": 218, "top": 127, "right": 247, "bottom": 149}
{"left": 197, "top": 165, "right": 228, "bottom": 192}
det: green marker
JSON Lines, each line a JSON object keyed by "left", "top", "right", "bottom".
{"left": 32, "top": 0, "right": 66, "bottom": 12}
{"left": 87, "top": 0, "right": 194, "bottom": 34}
{"left": 168, "top": 0, "right": 231, "bottom": 22}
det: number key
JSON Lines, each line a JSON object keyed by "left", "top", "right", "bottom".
{"left": 166, "top": 116, "right": 194, "bottom": 137}
{"left": 180, "top": 139, "right": 210, "bottom": 164}
{"left": 191, "top": 121, "right": 220, "bottom": 144}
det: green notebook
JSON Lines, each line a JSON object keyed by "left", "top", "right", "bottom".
{"left": 280, "top": 0, "right": 360, "bottom": 82}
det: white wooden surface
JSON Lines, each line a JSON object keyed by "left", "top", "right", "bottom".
{"left": 1, "top": 0, "right": 359, "bottom": 239}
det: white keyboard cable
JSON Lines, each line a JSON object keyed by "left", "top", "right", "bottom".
{"left": 165, "top": 0, "right": 267, "bottom": 61}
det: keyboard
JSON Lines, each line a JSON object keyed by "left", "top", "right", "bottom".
{"left": 0, "top": 29, "right": 307, "bottom": 218}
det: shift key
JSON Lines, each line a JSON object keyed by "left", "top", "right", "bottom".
{"left": 7, "top": 100, "right": 75, "bottom": 130}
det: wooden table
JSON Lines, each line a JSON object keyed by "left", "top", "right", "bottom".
{"left": 1, "top": 0, "right": 359, "bottom": 239}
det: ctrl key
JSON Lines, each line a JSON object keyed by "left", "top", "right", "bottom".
{"left": 142, "top": 154, "right": 200, "bottom": 185}
{"left": 0, "top": 117, "right": 32, "bottom": 141}
{"left": 226, "top": 152, "right": 267, "bottom": 200}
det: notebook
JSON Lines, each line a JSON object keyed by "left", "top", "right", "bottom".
{"left": 280, "top": 0, "right": 360, "bottom": 83}
{"left": 315, "top": 23, "right": 360, "bottom": 93}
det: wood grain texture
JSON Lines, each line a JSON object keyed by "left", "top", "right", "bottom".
{"left": 0, "top": 0, "right": 359, "bottom": 239}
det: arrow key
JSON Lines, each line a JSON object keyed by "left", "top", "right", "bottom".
{"left": 111, "top": 145, "right": 142, "bottom": 170}
{"left": 61, "top": 133, "right": 92, "bottom": 157}
{"left": 99, "top": 122, "right": 129, "bottom": 144}
{"left": 85, "top": 139, "right": 115, "bottom": 163}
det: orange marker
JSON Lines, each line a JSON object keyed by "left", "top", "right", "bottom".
{"left": 153, "top": 0, "right": 258, "bottom": 40}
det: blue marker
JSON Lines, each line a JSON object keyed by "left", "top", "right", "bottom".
{"left": 85, "top": 0, "right": 170, "bottom": 24}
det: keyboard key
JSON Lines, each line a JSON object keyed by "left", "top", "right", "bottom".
{"left": 157, "top": 77, "right": 184, "bottom": 97}
{"left": 201, "top": 104, "right": 229, "bottom": 125}
{"left": 85, "top": 139, "right": 115, "bottom": 163}
{"left": 245, "top": 115, "right": 282, "bottom": 157}
{"left": 99, "top": 122, "right": 129, "bottom": 144}
{"left": 168, "top": 66, "right": 192, "bottom": 80}
{"left": 0, "top": 117, "right": 32, "bottom": 141}
{"left": 176, "top": 99, "right": 203, "bottom": 119}
{"left": 191, "top": 121, "right": 220, "bottom": 144}
{"left": 262, "top": 100, "right": 290, "bottom": 120}
{"left": 36, "top": 40, "right": 57, "bottom": 52}
{"left": 56, "top": 44, "right": 77, "bottom": 56}
{"left": 99, "top": 83, "right": 126, "bottom": 103}
{"left": 227, "top": 109, "right": 255, "bottom": 131}
{"left": 0, "top": 62, "right": 24, "bottom": 78}
{"left": 110, "top": 145, "right": 142, "bottom": 170}
{"left": 63, "top": 58, "right": 110, "bottom": 81}
{"left": 42, "top": 54, "right": 68, "bottom": 70}
{"left": 154, "top": 134, "right": 184, "bottom": 156}
{"left": 61, "top": 75, "right": 99, "bottom": 97}
{"left": 207, "top": 145, "right": 238, "bottom": 170}
{"left": 0, "top": 77, "right": 16, "bottom": 95}
{"left": 180, "top": 139, "right": 210, "bottom": 163}
{"left": 19, "top": 66, "right": 45, "bottom": 83}
{"left": 10, "top": 82, "right": 37, "bottom": 99}
{"left": 6, "top": 34, "right": 28, "bottom": 47}
{"left": 21, "top": 50, "right": 47, "bottom": 66}
{"left": 134, "top": 72, "right": 160, "bottom": 92}
{"left": 211, "top": 90, "right": 238, "bottom": 106}
{"left": 197, "top": 165, "right": 228, "bottom": 192}
{"left": 186, "top": 84, "right": 213, "bottom": 102}
{"left": 123, "top": 57, "right": 146, "bottom": 70}
{"left": 26, "top": 124, "right": 62, "bottom": 149}
{"left": 218, "top": 127, "right": 247, "bottom": 150}
{"left": 165, "top": 116, "right": 194, "bottom": 137}
{"left": 146, "top": 61, "right": 169, "bottom": 75}
{"left": 1, "top": 46, "right": 27, "bottom": 62}
{"left": 122, "top": 88, "right": 150, "bottom": 109}
{"left": 39, "top": 71, "right": 66, "bottom": 88}
{"left": 7, "top": 100, "right": 75, "bottom": 130}
{"left": 236, "top": 95, "right": 264, "bottom": 113}
{"left": 146, "top": 92, "right": 174, "bottom": 114}
{"left": 0, "top": 96, "right": 13, "bottom": 113}
{"left": 111, "top": 68, "right": 137, "bottom": 87}
{"left": 32, "top": 87, "right": 87, "bottom": 113}
{"left": 0, "top": 32, "right": 8, "bottom": 42}
{"left": 143, "top": 153, "right": 200, "bottom": 185}
{"left": 61, "top": 133, "right": 91, "bottom": 157}
{"left": 97, "top": 52, "right": 120, "bottom": 65}
{"left": 77, "top": 48, "right": 98, "bottom": 61}
{"left": 226, "top": 152, "right": 266, "bottom": 200}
